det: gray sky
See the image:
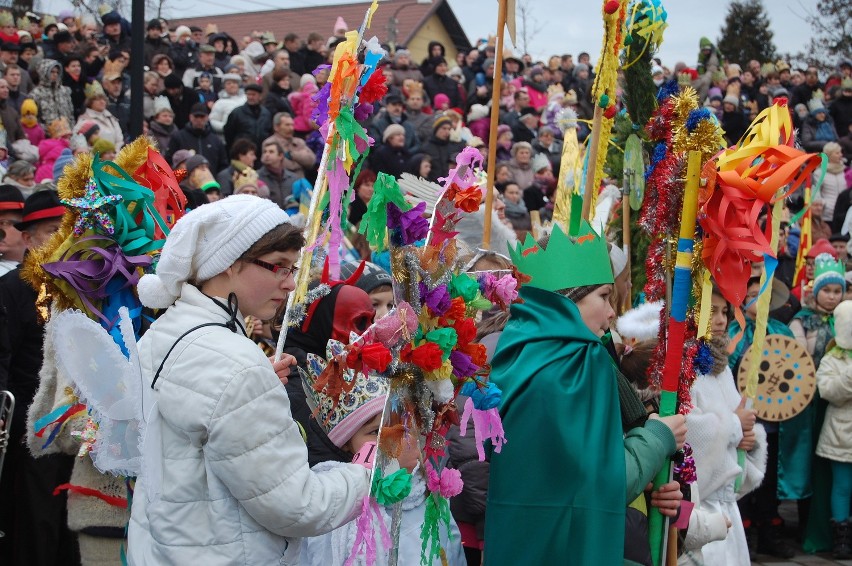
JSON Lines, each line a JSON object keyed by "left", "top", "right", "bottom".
{"left": 42, "top": 0, "right": 819, "bottom": 67}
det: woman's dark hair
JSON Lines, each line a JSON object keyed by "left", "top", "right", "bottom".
{"left": 230, "top": 138, "right": 257, "bottom": 160}
{"left": 239, "top": 222, "right": 305, "bottom": 261}
{"left": 619, "top": 339, "right": 657, "bottom": 389}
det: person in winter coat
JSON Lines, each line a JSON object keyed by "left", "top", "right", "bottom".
{"left": 168, "top": 26, "right": 198, "bottom": 76}
{"left": 147, "top": 96, "right": 176, "bottom": 153}
{"left": 421, "top": 116, "right": 464, "bottom": 183}
{"left": 163, "top": 72, "right": 200, "bottom": 130}
{"left": 167, "top": 102, "right": 227, "bottom": 174}
{"left": 224, "top": 84, "right": 273, "bottom": 150}
{"left": 830, "top": 79, "right": 852, "bottom": 138}
{"left": 61, "top": 55, "right": 88, "bottom": 119}
{"left": 368, "top": 93, "right": 420, "bottom": 154}
{"left": 390, "top": 49, "right": 423, "bottom": 88}
{"left": 423, "top": 57, "right": 462, "bottom": 110}
{"left": 817, "top": 142, "right": 848, "bottom": 227}
{"left": 74, "top": 83, "right": 123, "bottom": 152}
{"left": 680, "top": 287, "right": 767, "bottom": 565}
{"left": 816, "top": 300, "right": 852, "bottom": 559}
{"left": 142, "top": 19, "right": 170, "bottom": 68}
{"left": 208, "top": 73, "right": 245, "bottom": 134}
{"left": 29, "top": 59, "right": 74, "bottom": 128}
{"left": 287, "top": 80, "right": 318, "bottom": 138}
{"left": 129, "top": 196, "right": 371, "bottom": 565}
{"left": 801, "top": 99, "right": 839, "bottom": 152}
{"left": 370, "top": 124, "right": 412, "bottom": 178}
{"left": 420, "top": 41, "right": 446, "bottom": 77}
{"left": 19, "top": 98, "right": 44, "bottom": 147}
{"left": 257, "top": 139, "right": 298, "bottom": 208}
{"left": 35, "top": 117, "right": 71, "bottom": 182}
{"left": 264, "top": 67, "right": 294, "bottom": 117}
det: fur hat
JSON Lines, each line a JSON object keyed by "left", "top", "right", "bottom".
{"left": 834, "top": 301, "right": 852, "bottom": 349}
{"left": 175, "top": 25, "right": 191, "bottom": 38}
{"left": 152, "top": 95, "right": 173, "bottom": 117}
{"left": 617, "top": 301, "right": 664, "bottom": 343}
{"left": 808, "top": 93, "right": 827, "bottom": 114}
{"left": 137, "top": 195, "right": 291, "bottom": 308}
{"left": 467, "top": 103, "right": 489, "bottom": 122}
{"left": 382, "top": 123, "right": 405, "bottom": 143}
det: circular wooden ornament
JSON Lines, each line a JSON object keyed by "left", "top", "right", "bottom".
{"left": 736, "top": 335, "right": 816, "bottom": 422}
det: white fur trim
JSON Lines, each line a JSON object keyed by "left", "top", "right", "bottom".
{"left": 616, "top": 301, "right": 663, "bottom": 342}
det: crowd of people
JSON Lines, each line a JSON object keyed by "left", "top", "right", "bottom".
{"left": 0, "top": 5, "right": 851, "bottom": 566}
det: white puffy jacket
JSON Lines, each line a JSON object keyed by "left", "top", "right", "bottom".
{"left": 128, "top": 283, "right": 370, "bottom": 565}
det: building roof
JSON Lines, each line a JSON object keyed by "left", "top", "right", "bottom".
{"left": 173, "top": 0, "right": 470, "bottom": 52}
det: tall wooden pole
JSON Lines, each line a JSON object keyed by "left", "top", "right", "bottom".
{"left": 482, "top": 0, "right": 508, "bottom": 250}
{"left": 622, "top": 189, "right": 631, "bottom": 312}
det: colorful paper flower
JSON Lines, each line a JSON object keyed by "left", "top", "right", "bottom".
{"left": 450, "top": 273, "right": 480, "bottom": 302}
{"left": 407, "top": 342, "right": 444, "bottom": 372}
{"left": 452, "top": 317, "right": 477, "bottom": 346}
{"left": 426, "top": 461, "right": 464, "bottom": 498}
{"left": 420, "top": 281, "right": 452, "bottom": 316}
{"left": 388, "top": 201, "right": 429, "bottom": 245}
{"left": 425, "top": 327, "right": 458, "bottom": 359}
{"left": 450, "top": 350, "right": 478, "bottom": 379}
{"left": 358, "top": 68, "right": 389, "bottom": 104}
{"left": 452, "top": 185, "right": 483, "bottom": 213}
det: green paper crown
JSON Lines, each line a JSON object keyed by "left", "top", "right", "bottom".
{"left": 814, "top": 253, "right": 845, "bottom": 282}
{"left": 508, "top": 220, "right": 614, "bottom": 292}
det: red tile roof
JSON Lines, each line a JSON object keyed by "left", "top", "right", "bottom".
{"left": 173, "top": 0, "right": 467, "bottom": 51}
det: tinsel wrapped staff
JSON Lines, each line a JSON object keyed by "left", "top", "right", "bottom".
{"left": 274, "top": 1, "right": 383, "bottom": 362}
{"left": 647, "top": 150, "right": 701, "bottom": 566}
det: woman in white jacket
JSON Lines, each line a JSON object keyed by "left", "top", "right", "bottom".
{"left": 816, "top": 300, "right": 852, "bottom": 558}
{"left": 209, "top": 74, "right": 247, "bottom": 134}
{"left": 128, "top": 195, "right": 370, "bottom": 565}
{"left": 74, "top": 86, "right": 124, "bottom": 151}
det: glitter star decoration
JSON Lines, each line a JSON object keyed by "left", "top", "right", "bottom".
{"left": 61, "top": 178, "right": 122, "bottom": 236}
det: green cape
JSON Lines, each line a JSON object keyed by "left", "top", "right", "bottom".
{"left": 484, "top": 286, "right": 626, "bottom": 565}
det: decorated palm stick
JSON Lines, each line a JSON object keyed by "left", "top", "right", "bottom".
{"left": 648, "top": 149, "right": 700, "bottom": 566}
{"left": 482, "top": 0, "right": 509, "bottom": 249}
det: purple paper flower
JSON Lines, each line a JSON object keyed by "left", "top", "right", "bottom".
{"left": 425, "top": 284, "right": 451, "bottom": 316}
{"left": 353, "top": 102, "right": 374, "bottom": 121}
{"left": 450, "top": 350, "right": 479, "bottom": 378}
{"left": 387, "top": 201, "right": 429, "bottom": 245}
{"left": 311, "top": 82, "right": 332, "bottom": 127}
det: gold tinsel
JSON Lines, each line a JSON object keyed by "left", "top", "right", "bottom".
{"left": 21, "top": 137, "right": 158, "bottom": 322}
{"left": 671, "top": 86, "right": 726, "bottom": 161}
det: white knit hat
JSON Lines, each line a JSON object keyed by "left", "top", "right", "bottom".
{"left": 137, "top": 195, "right": 291, "bottom": 309}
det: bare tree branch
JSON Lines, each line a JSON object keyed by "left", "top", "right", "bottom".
{"left": 516, "top": 0, "right": 544, "bottom": 56}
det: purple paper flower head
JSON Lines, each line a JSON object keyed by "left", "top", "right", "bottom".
{"left": 354, "top": 102, "right": 374, "bottom": 121}
{"left": 387, "top": 201, "right": 428, "bottom": 245}
{"left": 450, "top": 350, "right": 479, "bottom": 379}
{"left": 311, "top": 82, "right": 332, "bottom": 127}
{"left": 425, "top": 283, "right": 451, "bottom": 316}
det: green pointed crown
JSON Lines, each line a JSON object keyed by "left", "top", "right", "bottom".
{"left": 814, "top": 252, "right": 845, "bottom": 281}
{"left": 508, "top": 220, "right": 614, "bottom": 292}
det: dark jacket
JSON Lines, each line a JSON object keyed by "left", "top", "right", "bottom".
{"left": 149, "top": 120, "right": 177, "bottom": 155}
{"left": 62, "top": 74, "right": 88, "bottom": 118}
{"left": 800, "top": 113, "right": 839, "bottom": 152}
{"left": 423, "top": 73, "right": 463, "bottom": 109}
{"left": 223, "top": 103, "right": 273, "bottom": 150}
{"left": 258, "top": 165, "right": 297, "bottom": 209}
{"left": 370, "top": 143, "right": 411, "bottom": 178}
{"left": 298, "top": 47, "right": 325, "bottom": 76}
{"left": 421, "top": 136, "right": 464, "bottom": 182}
{"left": 166, "top": 86, "right": 200, "bottom": 130}
{"left": 143, "top": 36, "right": 171, "bottom": 68}
{"left": 168, "top": 41, "right": 199, "bottom": 76}
{"left": 0, "top": 100, "right": 25, "bottom": 143}
{"left": 368, "top": 110, "right": 420, "bottom": 154}
{"left": 167, "top": 122, "right": 228, "bottom": 173}
{"left": 263, "top": 83, "right": 293, "bottom": 117}
{"left": 830, "top": 94, "right": 852, "bottom": 138}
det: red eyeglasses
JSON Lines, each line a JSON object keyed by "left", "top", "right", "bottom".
{"left": 247, "top": 258, "right": 298, "bottom": 279}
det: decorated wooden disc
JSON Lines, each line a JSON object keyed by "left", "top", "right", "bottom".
{"left": 624, "top": 134, "right": 646, "bottom": 211}
{"left": 736, "top": 335, "right": 816, "bottom": 422}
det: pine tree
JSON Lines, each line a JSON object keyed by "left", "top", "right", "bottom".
{"left": 717, "top": 0, "right": 777, "bottom": 65}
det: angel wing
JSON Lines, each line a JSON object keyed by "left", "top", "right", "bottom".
{"left": 397, "top": 173, "right": 443, "bottom": 212}
{"left": 50, "top": 307, "right": 143, "bottom": 477}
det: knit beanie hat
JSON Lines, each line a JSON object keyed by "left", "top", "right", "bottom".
{"left": 339, "top": 261, "right": 393, "bottom": 294}
{"left": 137, "top": 195, "right": 291, "bottom": 309}
{"left": 812, "top": 252, "right": 846, "bottom": 300}
{"left": 382, "top": 123, "right": 405, "bottom": 142}
{"left": 563, "top": 284, "right": 601, "bottom": 304}
{"left": 92, "top": 138, "right": 115, "bottom": 155}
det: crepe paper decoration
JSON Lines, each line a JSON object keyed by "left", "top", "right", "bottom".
{"left": 451, "top": 318, "right": 477, "bottom": 347}
{"left": 90, "top": 155, "right": 170, "bottom": 256}
{"left": 449, "top": 273, "right": 481, "bottom": 302}
{"left": 358, "top": 67, "right": 389, "bottom": 104}
{"left": 459, "top": 380, "right": 506, "bottom": 461}
{"left": 372, "top": 467, "right": 413, "bottom": 506}
{"left": 425, "top": 460, "right": 464, "bottom": 498}
{"left": 360, "top": 173, "right": 411, "bottom": 250}
{"left": 61, "top": 178, "right": 123, "bottom": 236}
{"left": 700, "top": 103, "right": 825, "bottom": 311}
{"left": 449, "top": 350, "right": 478, "bottom": 379}
{"left": 34, "top": 401, "right": 87, "bottom": 448}
{"left": 421, "top": 493, "right": 454, "bottom": 565}
{"left": 372, "top": 302, "right": 419, "bottom": 346}
{"left": 425, "top": 328, "right": 458, "bottom": 360}
{"left": 479, "top": 272, "right": 520, "bottom": 310}
{"left": 586, "top": 0, "right": 629, "bottom": 214}
{"left": 311, "top": 355, "right": 357, "bottom": 425}
{"left": 648, "top": 150, "right": 701, "bottom": 566}
{"left": 344, "top": 495, "right": 392, "bottom": 566}
{"left": 133, "top": 147, "right": 186, "bottom": 236}
{"left": 673, "top": 443, "right": 697, "bottom": 486}
{"left": 460, "top": 342, "right": 488, "bottom": 367}
{"left": 452, "top": 185, "right": 483, "bottom": 213}
{"left": 402, "top": 342, "right": 444, "bottom": 372}
{"left": 41, "top": 236, "right": 151, "bottom": 329}
{"left": 388, "top": 201, "right": 429, "bottom": 246}
{"left": 359, "top": 36, "right": 385, "bottom": 86}
{"left": 347, "top": 342, "right": 393, "bottom": 374}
